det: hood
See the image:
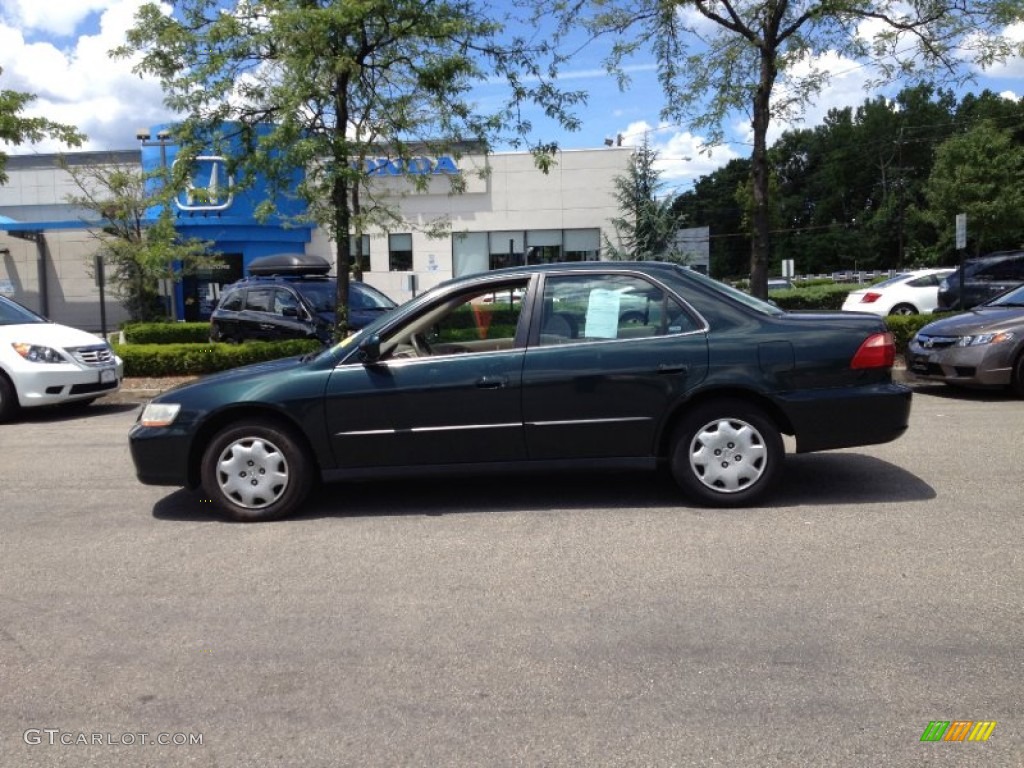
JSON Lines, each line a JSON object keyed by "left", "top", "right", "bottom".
{"left": 919, "top": 307, "right": 1024, "bottom": 336}
{"left": 0, "top": 321, "right": 109, "bottom": 349}
{"left": 155, "top": 354, "right": 309, "bottom": 401}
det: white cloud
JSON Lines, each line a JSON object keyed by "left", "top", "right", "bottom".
{"left": 0, "top": 0, "right": 176, "bottom": 154}
{"left": 615, "top": 120, "right": 741, "bottom": 190}
{"left": 0, "top": 0, "right": 120, "bottom": 38}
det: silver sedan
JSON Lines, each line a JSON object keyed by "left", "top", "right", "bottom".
{"left": 907, "top": 283, "right": 1024, "bottom": 394}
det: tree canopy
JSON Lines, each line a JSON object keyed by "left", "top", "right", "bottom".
{"left": 544, "top": 0, "right": 1024, "bottom": 296}
{"left": 115, "top": 0, "right": 582, "bottom": 334}
{"left": 675, "top": 85, "right": 1024, "bottom": 277}
{"left": 0, "top": 67, "right": 84, "bottom": 183}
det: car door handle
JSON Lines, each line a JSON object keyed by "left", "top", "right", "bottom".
{"left": 657, "top": 363, "right": 689, "bottom": 375}
{"left": 476, "top": 375, "right": 508, "bottom": 389}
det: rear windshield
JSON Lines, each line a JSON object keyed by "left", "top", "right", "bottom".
{"left": 683, "top": 270, "right": 785, "bottom": 317}
{"left": 0, "top": 297, "right": 46, "bottom": 325}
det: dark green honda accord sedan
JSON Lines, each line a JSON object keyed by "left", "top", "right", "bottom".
{"left": 129, "top": 262, "right": 911, "bottom": 521}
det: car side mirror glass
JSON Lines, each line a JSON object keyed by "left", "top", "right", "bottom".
{"left": 281, "top": 306, "right": 299, "bottom": 317}
{"left": 358, "top": 333, "right": 382, "bottom": 364}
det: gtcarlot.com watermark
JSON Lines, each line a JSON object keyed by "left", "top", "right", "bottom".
{"left": 23, "top": 729, "right": 203, "bottom": 747}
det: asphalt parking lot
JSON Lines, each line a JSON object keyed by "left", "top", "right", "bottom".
{"left": 1, "top": 381, "right": 1021, "bottom": 767}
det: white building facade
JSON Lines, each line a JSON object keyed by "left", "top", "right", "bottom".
{"left": 0, "top": 144, "right": 707, "bottom": 330}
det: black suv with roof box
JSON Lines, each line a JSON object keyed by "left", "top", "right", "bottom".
{"left": 210, "top": 253, "right": 397, "bottom": 343}
{"left": 937, "top": 250, "right": 1024, "bottom": 311}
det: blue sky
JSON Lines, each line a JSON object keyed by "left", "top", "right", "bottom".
{"left": 1, "top": 0, "right": 1022, "bottom": 194}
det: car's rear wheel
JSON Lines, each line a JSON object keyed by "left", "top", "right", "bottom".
{"left": 889, "top": 303, "right": 918, "bottom": 316}
{"left": 1010, "top": 350, "right": 1024, "bottom": 398}
{"left": 200, "top": 421, "right": 312, "bottom": 522}
{"left": 0, "top": 374, "right": 19, "bottom": 423}
{"left": 670, "top": 399, "right": 783, "bottom": 506}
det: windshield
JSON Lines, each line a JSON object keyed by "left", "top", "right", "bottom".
{"left": 0, "top": 296, "right": 46, "bottom": 325}
{"left": 985, "top": 283, "right": 1024, "bottom": 308}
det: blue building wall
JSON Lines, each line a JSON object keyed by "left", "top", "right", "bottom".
{"left": 139, "top": 124, "right": 315, "bottom": 319}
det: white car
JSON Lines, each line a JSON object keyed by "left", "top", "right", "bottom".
{"left": 841, "top": 268, "right": 954, "bottom": 316}
{"left": 0, "top": 295, "right": 123, "bottom": 421}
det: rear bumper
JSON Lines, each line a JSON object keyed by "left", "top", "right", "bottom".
{"left": 777, "top": 382, "right": 912, "bottom": 453}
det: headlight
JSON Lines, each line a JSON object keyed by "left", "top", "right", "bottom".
{"left": 956, "top": 332, "right": 1014, "bottom": 347}
{"left": 139, "top": 402, "right": 181, "bottom": 427}
{"left": 11, "top": 343, "right": 67, "bottom": 363}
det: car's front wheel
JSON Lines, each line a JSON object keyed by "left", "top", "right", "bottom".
{"left": 670, "top": 400, "right": 783, "bottom": 506}
{"left": 1010, "top": 350, "right": 1024, "bottom": 398}
{"left": 0, "top": 374, "right": 19, "bottom": 423}
{"left": 200, "top": 421, "right": 312, "bottom": 522}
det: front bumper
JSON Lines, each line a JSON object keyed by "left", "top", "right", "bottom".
{"left": 906, "top": 341, "right": 1014, "bottom": 388}
{"left": 11, "top": 359, "right": 123, "bottom": 407}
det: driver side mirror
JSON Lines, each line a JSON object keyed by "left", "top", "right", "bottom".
{"left": 358, "top": 333, "right": 382, "bottom": 364}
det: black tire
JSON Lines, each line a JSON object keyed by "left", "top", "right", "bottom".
{"left": 0, "top": 374, "right": 19, "bottom": 423}
{"left": 889, "top": 303, "right": 918, "bottom": 316}
{"left": 200, "top": 421, "right": 312, "bottom": 522}
{"left": 619, "top": 310, "right": 646, "bottom": 325}
{"left": 1011, "top": 350, "right": 1024, "bottom": 398}
{"left": 670, "top": 399, "right": 783, "bottom": 507}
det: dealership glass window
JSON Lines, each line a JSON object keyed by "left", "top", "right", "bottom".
{"left": 526, "top": 229, "right": 562, "bottom": 264}
{"left": 489, "top": 231, "right": 525, "bottom": 270}
{"left": 563, "top": 229, "right": 600, "bottom": 262}
{"left": 453, "top": 232, "right": 489, "bottom": 277}
{"left": 389, "top": 233, "right": 413, "bottom": 271}
{"left": 350, "top": 234, "right": 371, "bottom": 272}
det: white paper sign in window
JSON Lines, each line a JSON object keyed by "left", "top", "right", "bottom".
{"left": 584, "top": 289, "right": 622, "bottom": 339}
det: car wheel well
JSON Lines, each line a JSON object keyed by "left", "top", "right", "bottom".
{"left": 657, "top": 389, "right": 792, "bottom": 459}
{"left": 888, "top": 303, "right": 918, "bottom": 316}
{"left": 187, "top": 407, "right": 318, "bottom": 488}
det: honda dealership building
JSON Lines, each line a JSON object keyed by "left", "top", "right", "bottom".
{"left": 0, "top": 136, "right": 708, "bottom": 331}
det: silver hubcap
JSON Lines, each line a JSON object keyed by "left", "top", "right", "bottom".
{"left": 689, "top": 417, "right": 767, "bottom": 493}
{"left": 215, "top": 437, "right": 289, "bottom": 509}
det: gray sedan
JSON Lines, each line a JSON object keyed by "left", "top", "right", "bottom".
{"left": 907, "top": 283, "right": 1024, "bottom": 394}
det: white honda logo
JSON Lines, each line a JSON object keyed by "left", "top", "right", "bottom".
{"left": 174, "top": 155, "right": 235, "bottom": 212}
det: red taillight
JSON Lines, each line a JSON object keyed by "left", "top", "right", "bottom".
{"left": 851, "top": 332, "right": 896, "bottom": 370}
{"left": 861, "top": 292, "right": 881, "bottom": 303}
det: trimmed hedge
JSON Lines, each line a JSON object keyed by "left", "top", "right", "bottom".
{"left": 122, "top": 322, "right": 212, "bottom": 344}
{"left": 769, "top": 284, "right": 857, "bottom": 311}
{"left": 884, "top": 313, "right": 945, "bottom": 355}
{"left": 113, "top": 340, "right": 322, "bottom": 377}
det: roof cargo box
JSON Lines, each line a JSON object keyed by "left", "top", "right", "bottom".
{"left": 248, "top": 253, "right": 332, "bottom": 277}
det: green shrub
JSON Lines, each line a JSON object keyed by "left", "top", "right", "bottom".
{"left": 121, "top": 322, "right": 212, "bottom": 344}
{"left": 113, "top": 340, "right": 322, "bottom": 377}
{"left": 883, "top": 314, "right": 943, "bottom": 355}
{"left": 770, "top": 284, "right": 856, "bottom": 311}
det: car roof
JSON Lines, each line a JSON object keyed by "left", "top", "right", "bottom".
{"left": 438, "top": 260, "right": 691, "bottom": 289}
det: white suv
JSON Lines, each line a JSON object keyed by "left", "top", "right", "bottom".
{"left": 0, "top": 296, "right": 123, "bottom": 421}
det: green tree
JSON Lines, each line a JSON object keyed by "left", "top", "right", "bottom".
{"left": 62, "top": 160, "right": 218, "bottom": 321}
{"left": 116, "top": 0, "right": 582, "bottom": 336}
{"left": 546, "top": 1, "right": 1024, "bottom": 297}
{"left": 673, "top": 157, "right": 751, "bottom": 277}
{"left": 0, "top": 67, "right": 84, "bottom": 183}
{"left": 604, "top": 139, "right": 688, "bottom": 262}
{"left": 915, "top": 121, "right": 1024, "bottom": 259}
